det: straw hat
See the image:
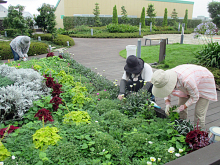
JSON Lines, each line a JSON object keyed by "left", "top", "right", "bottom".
{"left": 151, "top": 69, "right": 177, "bottom": 98}
{"left": 124, "top": 55, "right": 144, "bottom": 74}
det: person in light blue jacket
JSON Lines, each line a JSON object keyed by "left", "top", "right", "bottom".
{"left": 10, "top": 36, "right": 30, "bottom": 61}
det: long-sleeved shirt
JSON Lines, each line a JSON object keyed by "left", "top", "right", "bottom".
{"left": 122, "top": 63, "right": 153, "bottom": 81}
{"left": 10, "top": 36, "right": 30, "bottom": 58}
{"left": 164, "top": 64, "right": 218, "bottom": 107}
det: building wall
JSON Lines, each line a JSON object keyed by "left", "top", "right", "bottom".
{"left": 55, "top": 0, "right": 194, "bottom": 28}
{"left": 55, "top": 0, "right": 65, "bottom": 29}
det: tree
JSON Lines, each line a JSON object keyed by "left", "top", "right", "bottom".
{"left": 208, "top": 1, "right": 220, "bottom": 28}
{"left": 3, "top": 5, "right": 27, "bottom": 33}
{"left": 146, "top": 4, "right": 156, "bottom": 25}
{"left": 35, "top": 3, "right": 57, "bottom": 34}
{"left": 121, "top": 6, "right": 129, "bottom": 24}
{"left": 93, "top": 3, "right": 102, "bottom": 27}
{"left": 140, "top": 7, "right": 146, "bottom": 28}
{"left": 171, "top": 8, "right": 178, "bottom": 26}
{"left": 112, "top": 5, "right": 118, "bottom": 24}
{"left": 183, "top": 9, "right": 188, "bottom": 30}
{"left": 162, "top": 8, "right": 168, "bottom": 26}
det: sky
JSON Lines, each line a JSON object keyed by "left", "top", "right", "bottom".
{"left": 1, "top": 0, "right": 220, "bottom": 18}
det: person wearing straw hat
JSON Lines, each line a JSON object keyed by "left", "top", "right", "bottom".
{"left": 10, "top": 36, "right": 31, "bottom": 61}
{"left": 117, "top": 55, "right": 154, "bottom": 101}
{"left": 151, "top": 64, "right": 218, "bottom": 129}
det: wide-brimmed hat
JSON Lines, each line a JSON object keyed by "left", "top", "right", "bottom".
{"left": 21, "top": 36, "right": 30, "bottom": 46}
{"left": 151, "top": 69, "right": 177, "bottom": 98}
{"left": 124, "top": 55, "right": 144, "bottom": 74}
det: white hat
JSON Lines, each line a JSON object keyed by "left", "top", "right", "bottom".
{"left": 151, "top": 69, "right": 177, "bottom": 98}
{"left": 21, "top": 36, "right": 30, "bottom": 46}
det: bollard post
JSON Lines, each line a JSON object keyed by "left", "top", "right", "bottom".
{"left": 67, "top": 41, "right": 69, "bottom": 46}
{"left": 38, "top": 36, "right": 41, "bottom": 41}
{"left": 91, "top": 28, "right": 93, "bottom": 36}
{"left": 49, "top": 45, "right": 52, "bottom": 52}
{"left": 180, "top": 23, "right": 185, "bottom": 44}
{"left": 139, "top": 23, "right": 141, "bottom": 36}
{"left": 159, "top": 39, "right": 166, "bottom": 62}
{"left": 150, "top": 22, "right": 152, "bottom": 32}
{"left": 137, "top": 39, "right": 141, "bottom": 58}
{"left": 5, "top": 31, "right": 7, "bottom": 37}
{"left": 178, "top": 23, "right": 180, "bottom": 31}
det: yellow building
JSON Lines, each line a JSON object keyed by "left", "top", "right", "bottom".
{"left": 55, "top": 0, "right": 194, "bottom": 29}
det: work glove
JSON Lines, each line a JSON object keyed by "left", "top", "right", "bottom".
{"left": 23, "top": 57, "right": 27, "bottom": 61}
{"left": 173, "top": 105, "right": 185, "bottom": 113}
{"left": 117, "top": 94, "right": 124, "bottom": 101}
{"left": 24, "top": 54, "right": 28, "bottom": 58}
{"left": 165, "top": 102, "right": 172, "bottom": 116}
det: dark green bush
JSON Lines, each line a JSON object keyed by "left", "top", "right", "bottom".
{"left": 69, "top": 32, "right": 143, "bottom": 38}
{"left": 53, "top": 34, "right": 75, "bottom": 46}
{"left": 32, "top": 33, "right": 53, "bottom": 41}
{"left": 208, "top": 67, "right": 220, "bottom": 85}
{"left": 0, "top": 75, "right": 15, "bottom": 87}
{"left": 3, "top": 29, "right": 19, "bottom": 37}
{"left": 195, "top": 42, "right": 220, "bottom": 69}
{"left": 106, "top": 24, "right": 139, "bottom": 33}
{"left": 0, "top": 41, "right": 48, "bottom": 60}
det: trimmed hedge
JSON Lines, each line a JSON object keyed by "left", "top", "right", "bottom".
{"left": 32, "top": 34, "right": 75, "bottom": 46}
{"left": 0, "top": 41, "right": 48, "bottom": 60}
{"left": 69, "top": 32, "right": 143, "bottom": 38}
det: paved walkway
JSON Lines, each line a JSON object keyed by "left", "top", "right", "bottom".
{"left": 1, "top": 33, "right": 220, "bottom": 130}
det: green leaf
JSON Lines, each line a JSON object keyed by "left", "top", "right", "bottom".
{"left": 105, "top": 154, "right": 111, "bottom": 159}
{"left": 81, "top": 143, "right": 88, "bottom": 149}
{"left": 35, "top": 161, "right": 43, "bottom": 165}
{"left": 90, "top": 147, "right": 95, "bottom": 152}
{"left": 167, "top": 129, "right": 173, "bottom": 134}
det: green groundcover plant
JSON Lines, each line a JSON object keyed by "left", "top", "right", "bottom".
{"left": 0, "top": 54, "right": 200, "bottom": 164}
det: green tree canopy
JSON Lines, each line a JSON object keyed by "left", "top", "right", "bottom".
{"left": 208, "top": 1, "right": 220, "bottom": 28}
{"left": 35, "top": 3, "right": 57, "bottom": 33}
{"left": 93, "top": 3, "right": 102, "bottom": 26}
{"left": 146, "top": 4, "right": 156, "bottom": 25}
{"left": 140, "top": 7, "right": 146, "bottom": 28}
{"left": 112, "top": 5, "right": 118, "bottom": 24}
{"left": 121, "top": 6, "right": 129, "bottom": 24}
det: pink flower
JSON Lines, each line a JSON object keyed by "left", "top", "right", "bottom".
{"left": 104, "top": 89, "right": 106, "bottom": 91}
{"left": 18, "top": 64, "right": 20, "bottom": 66}
{"left": 98, "top": 99, "right": 100, "bottom": 101}
{"left": 97, "top": 93, "right": 99, "bottom": 95}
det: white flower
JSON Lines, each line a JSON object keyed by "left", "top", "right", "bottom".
{"left": 139, "top": 80, "right": 143, "bottom": 83}
{"left": 95, "top": 121, "right": 98, "bottom": 123}
{"left": 150, "top": 157, "right": 156, "bottom": 162}
{"left": 148, "top": 141, "right": 153, "bottom": 144}
{"left": 168, "top": 147, "right": 175, "bottom": 153}
{"left": 103, "top": 149, "right": 105, "bottom": 152}
{"left": 158, "top": 158, "right": 161, "bottom": 162}
{"left": 113, "top": 82, "right": 116, "bottom": 84}
{"left": 34, "top": 54, "right": 36, "bottom": 56}
{"left": 12, "top": 155, "right": 16, "bottom": 159}
{"left": 179, "top": 148, "right": 183, "bottom": 153}
{"left": 130, "top": 85, "right": 133, "bottom": 88}
{"left": 100, "top": 75, "right": 102, "bottom": 77}
{"left": 103, "top": 70, "right": 105, "bottom": 72}
{"left": 115, "top": 84, "right": 117, "bottom": 86}
{"left": 115, "top": 79, "right": 118, "bottom": 82}
{"left": 133, "top": 83, "right": 136, "bottom": 86}
{"left": 175, "top": 153, "right": 181, "bottom": 157}
{"left": 95, "top": 68, "right": 97, "bottom": 70}
{"left": 147, "top": 161, "right": 152, "bottom": 165}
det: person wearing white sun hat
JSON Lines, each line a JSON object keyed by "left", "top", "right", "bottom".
{"left": 151, "top": 64, "right": 218, "bottom": 129}
{"left": 10, "top": 36, "right": 31, "bottom": 61}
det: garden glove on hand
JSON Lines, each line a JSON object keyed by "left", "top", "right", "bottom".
{"left": 23, "top": 57, "right": 27, "bottom": 61}
{"left": 165, "top": 102, "right": 172, "bottom": 116}
{"left": 173, "top": 105, "right": 185, "bottom": 113}
{"left": 24, "top": 54, "right": 28, "bottom": 58}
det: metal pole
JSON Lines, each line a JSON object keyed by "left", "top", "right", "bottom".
{"left": 137, "top": 39, "right": 141, "bottom": 58}
{"left": 67, "top": 41, "right": 69, "bottom": 46}
{"left": 5, "top": 31, "right": 7, "bottom": 37}
{"left": 139, "top": 23, "right": 141, "bottom": 36}
{"left": 159, "top": 39, "right": 166, "bottom": 62}
{"left": 91, "top": 28, "right": 93, "bottom": 36}
{"left": 150, "top": 22, "right": 152, "bottom": 32}
{"left": 178, "top": 23, "right": 180, "bottom": 31}
{"left": 180, "top": 23, "right": 185, "bottom": 44}
{"left": 38, "top": 36, "right": 41, "bottom": 41}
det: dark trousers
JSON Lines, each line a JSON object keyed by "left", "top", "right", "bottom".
{"left": 11, "top": 46, "right": 20, "bottom": 61}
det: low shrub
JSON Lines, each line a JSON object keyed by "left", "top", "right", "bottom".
{"left": 69, "top": 32, "right": 143, "bottom": 38}
{"left": 0, "top": 74, "right": 15, "bottom": 87}
{"left": 106, "top": 24, "right": 139, "bottom": 33}
{"left": 53, "top": 34, "right": 75, "bottom": 46}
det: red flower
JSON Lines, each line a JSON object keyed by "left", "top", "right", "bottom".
{"left": 52, "top": 83, "right": 63, "bottom": 97}
{"left": 0, "top": 125, "right": 20, "bottom": 138}
{"left": 34, "top": 108, "right": 54, "bottom": 123}
{"left": 46, "top": 52, "right": 55, "bottom": 58}
{"left": 50, "top": 96, "right": 63, "bottom": 111}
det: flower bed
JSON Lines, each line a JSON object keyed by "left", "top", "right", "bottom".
{"left": 0, "top": 54, "right": 209, "bottom": 164}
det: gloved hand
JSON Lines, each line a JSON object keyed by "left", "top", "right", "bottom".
{"left": 165, "top": 102, "right": 172, "bottom": 116}
{"left": 24, "top": 54, "right": 28, "bottom": 58}
{"left": 23, "top": 57, "right": 27, "bottom": 61}
{"left": 117, "top": 94, "right": 124, "bottom": 100}
{"left": 173, "top": 105, "right": 185, "bottom": 113}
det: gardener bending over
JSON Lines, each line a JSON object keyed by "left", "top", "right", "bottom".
{"left": 117, "top": 55, "right": 154, "bottom": 101}
{"left": 151, "top": 64, "right": 218, "bottom": 129}
{"left": 10, "top": 36, "right": 30, "bottom": 61}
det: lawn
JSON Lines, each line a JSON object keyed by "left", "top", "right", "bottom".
{"left": 119, "top": 43, "right": 203, "bottom": 69}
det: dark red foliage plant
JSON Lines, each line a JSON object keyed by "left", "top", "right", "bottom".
{"left": 34, "top": 108, "right": 54, "bottom": 123}
{"left": 52, "top": 83, "right": 63, "bottom": 97}
{"left": 59, "top": 55, "right": 63, "bottom": 59}
{"left": 44, "top": 75, "right": 55, "bottom": 88}
{"left": 50, "top": 96, "right": 63, "bottom": 111}
{"left": 46, "top": 52, "right": 55, "bottom": 58}
{"left": 185, "top": 120, "right": 210, "bottom": 153}
{"left": 0, "top": 125, "right": 19, "bottom": 138}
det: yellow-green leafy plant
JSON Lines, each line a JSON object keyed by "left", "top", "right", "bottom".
{"left": 63, "top": 111, "right": 91, "bottom": 125}
{"left": 0, "top": 126, "right": 11, "bottom": 161}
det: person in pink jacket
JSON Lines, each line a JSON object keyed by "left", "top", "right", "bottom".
{"left": 10, "top": 36, "right": 30, "bottom": 61}
{"left": 151, "top": 64, "right": 218, "bottom": 129}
